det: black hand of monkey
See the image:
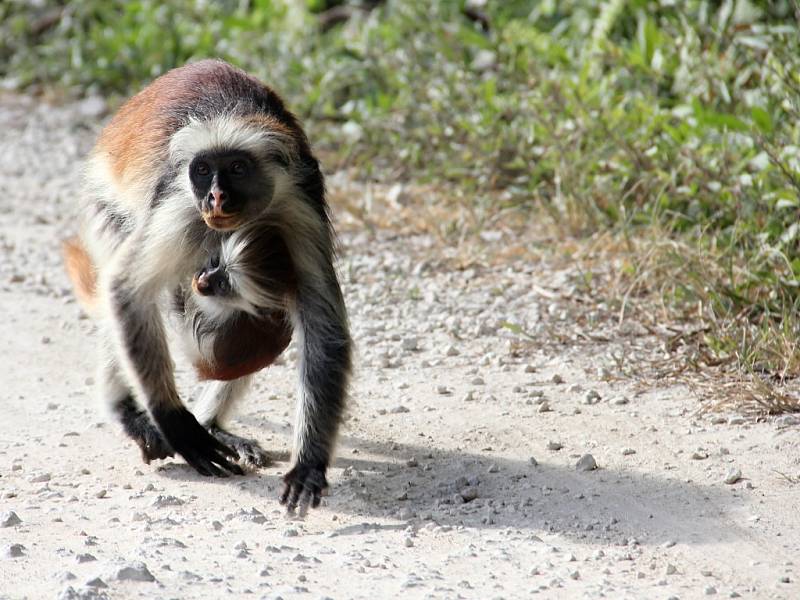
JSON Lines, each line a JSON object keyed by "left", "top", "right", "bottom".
{"left": 153, "top": 407, "right": 244, "bottom": 477}
{"left": 280, "top": 463, "right": 328, "bottom": 516}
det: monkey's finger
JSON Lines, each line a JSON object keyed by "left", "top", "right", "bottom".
{"left": 214, "top": 456, "right": 244, "bottom": 476}
{"left": 189, "top": 460, "right": 213, "bottom": 477}
{"left": 209, "top": 438, "right": 238, "bottom": 459}
{"left": 311, "top": 489, "right": 322, "bottom": 509}
{"left": 286, "top": 484, "right": 303, "bottom": 512}
{"left": 297, "top": 495, "right": 310, "bottom": 518}
{"left": 298, "top": 483, "right": 322, "bottom": 515}
{"left": 182, "top": 450, "right": 226, "bottom": 477}
{"left": 279, "top": 483, "right": 291, "bottom": 506}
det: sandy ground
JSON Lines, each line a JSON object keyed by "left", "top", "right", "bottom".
{"left": 1, "top": 94, "right": 799, "bottom": 600}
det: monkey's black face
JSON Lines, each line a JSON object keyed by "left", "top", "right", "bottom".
{"left": 192, "top": 256, "right": 233, "bottom": 298}
{"left": 189, "top": 151, "right": 274, "bottom": 231}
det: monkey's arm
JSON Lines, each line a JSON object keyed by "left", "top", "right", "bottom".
{"left": 281, "top": 270, "right": 352, "bottom": 513}
{"left": 103, "top": 239, "right": 243, "bottom": 476}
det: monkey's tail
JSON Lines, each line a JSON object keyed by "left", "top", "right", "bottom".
{"left": 63, "top": 236, "right": 98, "bottom": 312}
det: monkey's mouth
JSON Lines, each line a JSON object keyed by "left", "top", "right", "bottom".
{"left": 203, "top": 213, "right": 241, "bottom": 231}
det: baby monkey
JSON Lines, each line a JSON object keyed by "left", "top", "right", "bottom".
{"left": 179, "top": 221, "right": 296, "bottom": 384}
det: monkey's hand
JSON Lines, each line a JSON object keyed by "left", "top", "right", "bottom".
{"left": 280, "top": 463, "right": 328, "bottom": 515}
{"left": 153, "top": 407, "right": 244, "bottom": 477}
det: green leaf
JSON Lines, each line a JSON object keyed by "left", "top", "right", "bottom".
{"left": 750, "top": 106, "right": 773, "bottom": 134}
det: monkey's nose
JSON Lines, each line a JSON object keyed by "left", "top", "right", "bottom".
{"left": 194, "top": 273, "right": 212, "bottom": 295}
{"left": 209, "top": 189, "right": 228, "bottom": 212}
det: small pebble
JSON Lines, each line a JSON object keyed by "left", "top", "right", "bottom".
{"left": 76, "top": 553, "right": 96, "bottom": 563}
{"left": 528, "top": 457, "right": 539, "bottom": 466}
{"left": 151, "top": 495, "right": 184, "bottom": 507}
{"left": 487, "top": 464, "right": 499, "bottom": 473}
{"left": 86, "top": 577, "right": 107, "bottom": 588}
{"left": 436, "top": 385, "right": 451, "bottom": 395}
{"left": 705, "top": 586, "right": 717, "bottom": 595}
{"left": 5, "top": 544, "right": 25, "bottom": 558}
{"left": 576, "top": 454, "right": 598, "bottom": 472}
{"left": 1, "top": 511, "right": 22, "bottom": 527}
{"left": 547, "top": 441, "right": 563, "bottom": 451}
{"left": 621, "top": 448, "right": 636, "bottom": 456}
{"left": 584, "top": 390, "right": 601, "bottom": 404}
{"left": 538, "top": 401, "right": 552, "bottom": 413}
{"left": 724, "top": 468, "right": 742, "bottom": 485}
{"left": 665, "top": 564, "right": 677, "bottom": 575}
{"left": 551, "top": 374, "right": 564, "bottom": 384}
{"left": 445, "top": 345, "right": 459, "bottom": 357}
{"left": 460, "top": 487, "right": 479, "bottom": 502}
{"left": 114, "top": 561, "right": 156, "bottom": 582}
{"left": 401, "top": 337, "right": 418, "bottom": 351}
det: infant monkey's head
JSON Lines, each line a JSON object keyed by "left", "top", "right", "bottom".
{"left": 190, "top": 223, "right": 296, "bottom": 318}
{"left": 192, "top": 254, "right": 233, "bottom": 298}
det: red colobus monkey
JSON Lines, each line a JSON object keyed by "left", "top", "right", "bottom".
{"left": 65, "top": 60, "right": 352, "bottom": 512}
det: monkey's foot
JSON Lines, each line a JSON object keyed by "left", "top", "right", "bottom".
{"left": 116, "top": 396, "right": 175, "bottom": 463}
{"left": 280, "top": 464, "right": 328, "bottom": 516}
{"left": 208, "top": 425, "right": 271, "bottom": 468}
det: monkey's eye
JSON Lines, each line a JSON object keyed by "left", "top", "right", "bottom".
{"left": 194, "top": 162, "right": 211, "bottom": 177}
{"left": 215, "top": 278, "right": 230, "bottom": 294}
{"left": 229, "top": 161, "right": 248, "bottom": 177}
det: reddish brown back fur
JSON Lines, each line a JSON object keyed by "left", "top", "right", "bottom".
{"left": 95, "top": 60, "right": 307, "bottom": 191}
{"left": 63, "top": 237, "right": 97, "bottom": 311}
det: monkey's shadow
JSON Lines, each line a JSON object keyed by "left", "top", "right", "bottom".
{"left": 155, "top": 420, "right": 747, "bottom": 549}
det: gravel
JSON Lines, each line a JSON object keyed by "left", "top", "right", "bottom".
{"left": 576, "top": 454, "right": 598, "bottom": 472}
{"left": 1, "top": 511, "right": 22, "bottom": 527}
{"left": 113, "top": 562, "right": 156, "bottom": 582}
{"left": 724, "top": 468, "right": 743, "bottom": 485}
{"left": 5, "top": 544, "right": 26, "bottom": 558}
{"left": 151, "top": 495, "right": 184, "bottom": 507}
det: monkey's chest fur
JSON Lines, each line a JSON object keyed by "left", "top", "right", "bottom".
{"left": 194, "top": 310, "right": 292, "bottom": 381}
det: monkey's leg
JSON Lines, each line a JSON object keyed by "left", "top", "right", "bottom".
{"left": 99, "top": 340, "right": 174, "bottom": 463}
{"left": 105, "top": 251, "right": 243, "bottom": 477}
{"left": 281, "top": 279, "right": 352, "bottom": 514}
{"left": 194, "top": 377, "right": 270, "bottom": 468}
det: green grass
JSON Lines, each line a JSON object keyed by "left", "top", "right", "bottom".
{"left": 3, "top": 0, "right": 800, "bottom": 391}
